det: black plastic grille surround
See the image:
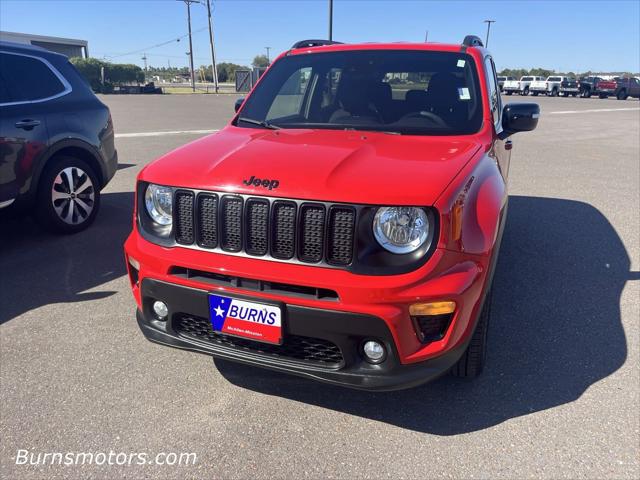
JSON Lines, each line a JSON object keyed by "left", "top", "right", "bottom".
{"left": 175, "top": 313, "right": 344, "bottom": 367}
{"left": 175, "top": 191, "right": 195, "bottom": 245}
{"left": 171, "top": 189, "right": 356, "bottom": 268}
{"left": 327, "top": 207, "right": 355, "bottom": 265}
{"left": 221, "top": 196, "right": 243, "bottom": 252}
{"left": 196, "top": 194, "right": 218, "bottom": 248}
{"left": 299, "top": 204, "right": 325, "bottom": 263}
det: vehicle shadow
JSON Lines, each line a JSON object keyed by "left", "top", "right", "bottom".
{"left": 0, "top": 192, "right": 132, "bottom": 325}
{"left": 215, "top": 195, "right": 634, "bottom": 435}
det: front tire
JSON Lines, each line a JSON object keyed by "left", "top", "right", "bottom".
{"left": 451, "top": 289, "right": 492, "bottom": 378}
{"left": 522, "top": 87, "right": 530, "bottom": 96}
{"left": 599, "top": 93, "right": 608, "bottom": 99}
{"left": 532, "top": 91, "right": 539, "bottom": 96}
{"left": 34, "top": 156, "right": 101, "bottom": 234}
{"left": 617, "top": 89, "right": 628, "bottom": 100}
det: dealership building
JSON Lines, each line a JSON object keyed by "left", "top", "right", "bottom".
{"left": 0, "top": 31, "right": 89, "bottom": 58}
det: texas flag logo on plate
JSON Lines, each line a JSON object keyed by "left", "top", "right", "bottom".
{"left": 208, "top": 294, "right": 283, "bottom": 345}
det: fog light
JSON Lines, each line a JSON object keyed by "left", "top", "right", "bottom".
{"left": 362, "top": 340, "right": 386, "bottom": 364}
{"left": 153, "top": 300, "right": 168, "bottom": 320}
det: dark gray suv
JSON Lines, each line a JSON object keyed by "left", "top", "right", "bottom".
{"left": 0, "top": 41, "right": 117, "bottom": 233}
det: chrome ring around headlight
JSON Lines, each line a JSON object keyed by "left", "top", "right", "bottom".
{"left": 145, "top": 184, "right": 173, "bottom": 226}
{"left": 373, "top": 206, "right": 429, "bottom": 254}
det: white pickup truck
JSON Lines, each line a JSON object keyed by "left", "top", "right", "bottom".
{"left": 503, "top": 76, "right": 544, "bottom": 96}
{"left": 530, "top": 76, "right": 566, "bottom": 96}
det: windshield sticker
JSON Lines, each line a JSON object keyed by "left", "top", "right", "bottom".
{"left": 456, "top": 59, "right": 466, "bottom": 68}
{"left": 458, "top": 87, "right": 471, "bottom": 100}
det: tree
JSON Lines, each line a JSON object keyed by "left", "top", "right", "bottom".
{"left": 70, "top": 57, "right": 145, "bottom": 92}
{"left": 216, "top": 62, "right": 248, "bottom": 83}
{"left": 252, "top": 54, "right": 269, "bottom": 68}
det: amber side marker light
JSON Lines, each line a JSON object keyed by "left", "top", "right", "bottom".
{"left": 409, "top": 301, "right": 456, "bottom": 316}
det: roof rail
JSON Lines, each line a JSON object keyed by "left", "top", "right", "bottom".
{"left": 291, "top": 39, "right": 343, "bottom": 49}
{"left": 462, "top": 35, "right": 484, "bottom": 47}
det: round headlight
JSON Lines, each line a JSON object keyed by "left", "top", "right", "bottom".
{"left": 145, "top": 184, "right": 173, "bottom": 226}
{"left": 373, "top": 207, "right": 429, "bottom": 254}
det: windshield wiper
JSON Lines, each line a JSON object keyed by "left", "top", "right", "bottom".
{"left": 237, "top": 117, "right": 280, "bottom": 130}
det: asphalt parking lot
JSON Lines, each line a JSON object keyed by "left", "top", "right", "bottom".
{"left": 1, "top": 94, "right": 639, "bottom": 479}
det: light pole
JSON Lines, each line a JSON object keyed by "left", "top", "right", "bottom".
{"left": 265, "top": 46, "right": 271, "bottom": 64}
{"left": 205, "top": 0, "right": 219, "bottom": 93}
{"left": 178, "top": 0, "right": 197, "bottom": 92}
{"left": 328, "top": 0, "right": 333, "bottom": 41}
{"left": 484, "top": 19, "right": 496, "bottom": 47}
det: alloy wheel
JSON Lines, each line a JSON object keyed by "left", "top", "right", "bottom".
{"left": 51, "top": 166, "right": 95, "bottom": 225}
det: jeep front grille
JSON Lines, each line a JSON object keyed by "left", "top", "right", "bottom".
{"left": 172, "top": 189, "right": 356, "bottom": 267}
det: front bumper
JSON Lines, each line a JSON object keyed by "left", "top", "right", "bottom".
{"left": 125, "top": 227, "right": 493, "bottom": 390}
{"left": 136, "top": 278, "right": 474, "bottom": 391}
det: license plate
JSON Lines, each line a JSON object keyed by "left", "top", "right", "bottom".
{"left": 208, "top": 294, "right": 283, "bottom": 345}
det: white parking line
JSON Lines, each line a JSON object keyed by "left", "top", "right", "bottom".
{"left": 549, "top": 107, "right": 640, "bottom": 115}
{"left": 115, "top": 129, "right": 219, "bottom": 138}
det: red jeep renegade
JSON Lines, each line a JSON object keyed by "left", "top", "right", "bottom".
{"left": 124, "top": 36, "right": 539, "bottom": 390}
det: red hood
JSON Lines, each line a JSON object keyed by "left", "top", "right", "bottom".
{"left": 141, "top": 126, "right": 482, "bottom": 206}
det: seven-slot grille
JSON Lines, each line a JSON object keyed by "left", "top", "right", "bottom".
{"left": 174, "top": 190, "right": 356, "bottom": 267}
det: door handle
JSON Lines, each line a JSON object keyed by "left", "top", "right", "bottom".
{"left": 15, "top": 119, "right": 41, "bottom": 130}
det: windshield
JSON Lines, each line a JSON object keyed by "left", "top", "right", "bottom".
{"left": 236, "top": 50, "right": 483, "bottom": 136}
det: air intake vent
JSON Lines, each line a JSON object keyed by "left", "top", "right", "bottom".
{"left": 271, "top": 201, "right": 297, "bottom": 259}
{"left": 327, "top": 207, "right": 355, "bottom": 265}
{"left": 245, "top": 199, "right": 269, "bottom": 256}
{"left": 299, "top": 204, "right": 325, "bottom": 263}
{"left": 220, "top": 196, "right": 243, "bottom": 252}
{"left": 174, "top": 191, "right": 194, "bottom": 244}
{"left": 196, "top": 193, "right": 218, "bottom": 248}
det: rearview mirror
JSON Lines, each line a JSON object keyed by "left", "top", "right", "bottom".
{"left": 501, "top": 103, "right": 540, "bottom": 138}
{"left": 234, "top": 97, "right": 245, "bottom": 113}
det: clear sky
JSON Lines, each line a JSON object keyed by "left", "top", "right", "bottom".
{"left": 1, "top": 0, "right": 639, "bottom": 73}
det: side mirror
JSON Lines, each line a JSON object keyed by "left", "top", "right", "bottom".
{"left": 500, "top": 103, "right": 540, "bottom": 138}
{"left": 234, "top": 97, "right": 245, "bottom": 113}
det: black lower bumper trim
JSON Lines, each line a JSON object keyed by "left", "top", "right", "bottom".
{"left": 137, "top": 278, "right": 468, "bottom": 391}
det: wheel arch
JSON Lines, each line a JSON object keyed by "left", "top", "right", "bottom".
{"left": 33, "top": 139, "right": 107, "bottom": 198}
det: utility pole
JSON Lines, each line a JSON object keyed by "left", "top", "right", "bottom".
{"left": 178, "top": 0, "right": 197, "bottom": 92}
{"left": 205, "top": 0, "right": 219, "bottom": 93}
{"left": 265, "top": 46, "right": 271, "bottom": 64}
{"left": 483, "top": 19, "right": 496, "bottom": 47}
{"left": 328, "top": 0, "right": 333, "bottom": 41}
{"left": 141, "top": 53, "right": 148, "bottom": 71}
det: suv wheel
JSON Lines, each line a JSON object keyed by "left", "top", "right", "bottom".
{"left": 583, "top": 89, "right": 592, "bottom": 98}
{"left": 522, "top": 87, "right": 529, "bottom": 96}
{"left": 617, "top": 89, "right": 628, "bottom": 100}
{"left": 35, "top": 156, "right": 101, "bottom": 234}
{"left": 451, "top": 288, "right": 492, "bottom": 378}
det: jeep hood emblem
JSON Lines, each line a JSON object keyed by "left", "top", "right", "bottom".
{"left": 243, "top": 175, "right": 279, "bottom": 190}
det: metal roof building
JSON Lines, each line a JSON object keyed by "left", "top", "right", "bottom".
{"left": 0, "top": 31, "right": 88, "bottom": 58}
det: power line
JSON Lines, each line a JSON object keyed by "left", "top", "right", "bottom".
{"left": 106, "top": 26, "right": 208, "bottom": 60}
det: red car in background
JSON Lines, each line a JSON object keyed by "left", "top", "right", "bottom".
{"left": 124, "top": 36, "right": 539, "bottom": 390}
{"left": 594, "top": 79, "right": 618, "bottom": 98}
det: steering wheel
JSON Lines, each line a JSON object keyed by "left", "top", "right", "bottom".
{"left": 400, "top": 111, "right": 448, "bottom": 128}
